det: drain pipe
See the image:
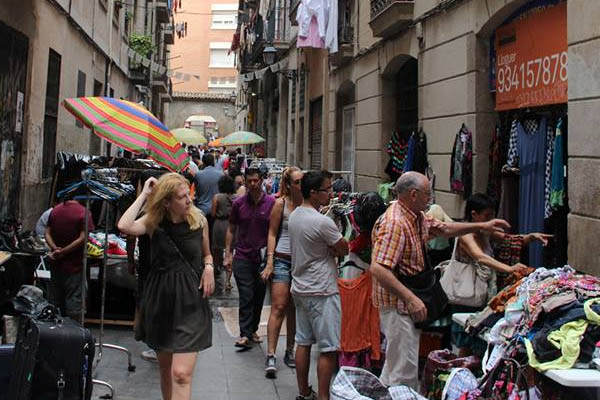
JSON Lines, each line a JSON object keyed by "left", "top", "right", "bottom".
{"left": 104, "top": 0, "right": 114, "bottom": 155}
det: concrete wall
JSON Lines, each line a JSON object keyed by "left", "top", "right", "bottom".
{"left": 0, "top": 0, "right": 133, "bottom": 229}
{"left": 566, "top": 0, "right": 600, "bottom": 275}
{"left": 272, "top": 0, "right": 600, "bottom": 274}
{"left": 164, "top": 97, "right": 236, "bottom": 137}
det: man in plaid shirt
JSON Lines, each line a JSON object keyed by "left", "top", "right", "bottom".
{"left": 370, "top": 172, "right": 509, "bottom": 389}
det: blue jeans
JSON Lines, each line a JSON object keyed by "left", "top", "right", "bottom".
{"left": 233, "top": 258, "right": 266, "bottom": 339}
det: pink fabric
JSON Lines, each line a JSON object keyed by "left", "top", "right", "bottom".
{"left": 298, "top": 16, "right": 325, "bottom": 49}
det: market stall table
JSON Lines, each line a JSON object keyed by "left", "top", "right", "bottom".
{"left": 452, "top": 312, "right": 600, "bottom": 388}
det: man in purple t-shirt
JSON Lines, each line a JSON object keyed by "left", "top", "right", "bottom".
{"left": 224, "top": 168, "right": 275, "bottom": 349}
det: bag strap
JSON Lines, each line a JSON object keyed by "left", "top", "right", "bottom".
{"left": 450, "top": 237, "right": 459, "bottom": 262}
{"left": 162, "top": 228, "right": 201, "bottom": 281}
{"left": 275, "top": 198, "right": 285, "bottom": 245}
{"left": 441, "top": 368, "right": 467, "bottom": 400}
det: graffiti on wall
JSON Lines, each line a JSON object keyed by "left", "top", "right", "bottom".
{"left": 0, "top": 22, "right": 28, "bottom": 220}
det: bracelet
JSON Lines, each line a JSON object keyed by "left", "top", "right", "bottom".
{"left": 204, "top": 263, "right": 214, "bottom": 267}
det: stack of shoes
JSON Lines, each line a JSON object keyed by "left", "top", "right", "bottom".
{"left": 0, "top": 220, "right": 19, "bottom": 251}
{"left": 0, "top": 250, "right": 11, "bottom": 266}
{"left": 88, "top": 232, "right": 128, "bottom": 259}
{"left": 87, "top": 241, "right": 104, "bottom": 258}
{"left": 17, "top": 231, "right": 48, "bottom": 254}
{"left": 107, "top": 241, "right": 127, "bottom": 258}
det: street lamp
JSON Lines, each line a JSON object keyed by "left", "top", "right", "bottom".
{"left": 263, "top": 45, "right": 277, "bottom": 65}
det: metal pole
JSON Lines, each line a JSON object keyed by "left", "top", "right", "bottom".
{"left": 96, "top": 201, "right": 110, "bottom": 369}
{"left": 81, "top": 193, "right": 90, "bottom": 326}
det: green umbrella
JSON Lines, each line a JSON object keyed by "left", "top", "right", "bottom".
{"left": 171, "top": 128, "right": 208, "bottom": 145}
{"left": 220, "top": 131, "right": 266, "bottom": 146}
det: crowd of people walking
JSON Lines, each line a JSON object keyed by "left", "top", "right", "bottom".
{"left": 116, "top": 147, "right": 548, "bottom": 400}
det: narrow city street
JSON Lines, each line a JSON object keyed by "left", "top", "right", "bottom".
{"left": 3, "top": 1, "right": 600, "bottom": 400}
{"left": 91, "top": 292, "right": 319, "bottom": 400}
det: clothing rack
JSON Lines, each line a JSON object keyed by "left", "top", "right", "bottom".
{"left": 59, "top": 168, "right": 136, "bottom": 376}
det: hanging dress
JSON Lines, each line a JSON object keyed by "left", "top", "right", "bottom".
{"left": 515, "top": 118, "right": 547, "bottom": 268}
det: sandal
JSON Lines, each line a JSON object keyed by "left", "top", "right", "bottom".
{"left": 234, "top": 336, "right": 252, "bottom": 350}
{"left": 252, "top": 333, "right": 263, "bottom": 343}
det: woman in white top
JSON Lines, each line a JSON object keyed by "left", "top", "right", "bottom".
{"left": 453, "top": 192, "right": 551, "bottom": 356}
{"left": 261, "top": 166, "right": 303, "bottom": 379}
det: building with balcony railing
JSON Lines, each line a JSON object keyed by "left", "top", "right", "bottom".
{"left": 246, "top": 0, "right": 600, "bottom": 276}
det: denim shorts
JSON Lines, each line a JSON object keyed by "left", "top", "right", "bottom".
{"left": 293, "top": 294, "right": 341, "bottom": 352}
{"left": 272, "top": 257, "right": 292, "bottom": 283}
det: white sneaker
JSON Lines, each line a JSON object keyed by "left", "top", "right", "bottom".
{"left": 141, "top": 349, "right": 157, "bottom": 362}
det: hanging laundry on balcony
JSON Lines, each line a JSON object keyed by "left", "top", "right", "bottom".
{"left": 297, "top": 0, "right": 338, "bottom": 53}
{"left": 298, "top": 16, "right": 325, "bottom": 49}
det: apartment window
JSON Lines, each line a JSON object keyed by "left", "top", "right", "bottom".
{"left": 75, "top": 70, "right": 86, "bottom": 128}
{"left": 209, "top": 76, "right": 237, "bottom": 90}
{"left": 212, "top": 13, "right": 237, "bottom": 29}
{"left": 211, "top": 4, "right": 238, "bottom": 29}
{"left": 42, "top": 49, "right": 61, "bottom": 179}
{"left": 209, "top": 43, "right": 235, "bottom": 68}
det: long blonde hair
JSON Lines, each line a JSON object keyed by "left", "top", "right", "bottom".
{"left": 279, "top": 166, "right": 302, "bottom": 198}
{"left": 143, "top": 173, "right": 206, "bottom": 232}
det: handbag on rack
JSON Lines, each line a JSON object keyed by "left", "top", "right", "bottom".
{"left": 439, "top": 238, "right": 490, "bottom": 307}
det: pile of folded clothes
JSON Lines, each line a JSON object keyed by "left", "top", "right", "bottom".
{"left": 465, "top": 265, "right": 600, "bottom": 372}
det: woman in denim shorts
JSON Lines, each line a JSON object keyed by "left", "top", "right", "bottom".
{"left": 260, "top": 166, "right": 304, "bottom": 379}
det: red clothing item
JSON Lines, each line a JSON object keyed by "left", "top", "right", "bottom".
{"left": 223, "top": 156, "right": 230, "bottom": 171}
{"left": 48, "top": 201, "right": 94, "bottom": 274}
{"left": 338, "top": 272, "right": 381, "bottom": 360}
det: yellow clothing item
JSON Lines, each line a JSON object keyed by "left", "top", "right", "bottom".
{"left": 525, "top": 298, "right": 600, "bottom": 372}
{"left": 525, "top": 319, "right": 588, "bottom": 371}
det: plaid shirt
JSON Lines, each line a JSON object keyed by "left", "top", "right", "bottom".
{"left": 371, "top": 201, "right": 444, "bottom": 313}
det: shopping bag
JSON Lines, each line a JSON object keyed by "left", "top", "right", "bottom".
{"left": 441, "top": 368, "right": 478, "bottom": 400}
{"left": 330, "top": 367, "right": 391, "bottom": 400}
{"left": 422, "top": 349, "right": 481, "bottom": 397}
{"left": 330, "top": 367, "right": 427, "bottom": 400}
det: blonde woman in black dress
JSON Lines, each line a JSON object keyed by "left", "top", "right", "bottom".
{"left": 118, "top": 173, "right": 214, "bottom": 400}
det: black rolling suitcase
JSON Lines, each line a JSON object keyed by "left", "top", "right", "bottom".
{"left": 0, "top": 344, "right": 14, "bottom": 400}
{"left": 8, "top": 313, "right": 95, "bottom": 400}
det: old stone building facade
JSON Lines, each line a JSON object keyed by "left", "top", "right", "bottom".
{"left": 234, "top": 0, "right": 600, "bottom": 274}
{"left": 0, "top": 0, "right": 173, "bottom": 228}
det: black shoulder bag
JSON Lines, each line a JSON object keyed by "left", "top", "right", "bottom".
{"left": 396, "top": 221, "right": 448, "bottom": 329}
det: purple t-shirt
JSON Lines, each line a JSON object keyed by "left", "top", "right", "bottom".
{"left": 230, "top": 193, "right": 275, "bottom": 263}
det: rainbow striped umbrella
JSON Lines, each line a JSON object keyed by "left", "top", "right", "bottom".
{"left": 63, "top": 97, "right": 189, "bottom": 172}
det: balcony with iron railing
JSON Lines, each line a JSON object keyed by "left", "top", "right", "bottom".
{"left": 369, "top": 0, "right": 414, "bottom": 38}
{"left": 268, "top": 1, "right": 292, "bottom": 50}
{"left": 290, "top": 0, "right": 301, "bottom": 25}
{"left": 331, "top": 23, "right": 354, "bottom": 67}
{"left": 152, "top": 73, "right": 169, "bottom": 94}
{"left": 155, "top": 1, "right": 171, "bottom": 24}
{"left": 163, "top": 22, "right": 174, "bottom": 45}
